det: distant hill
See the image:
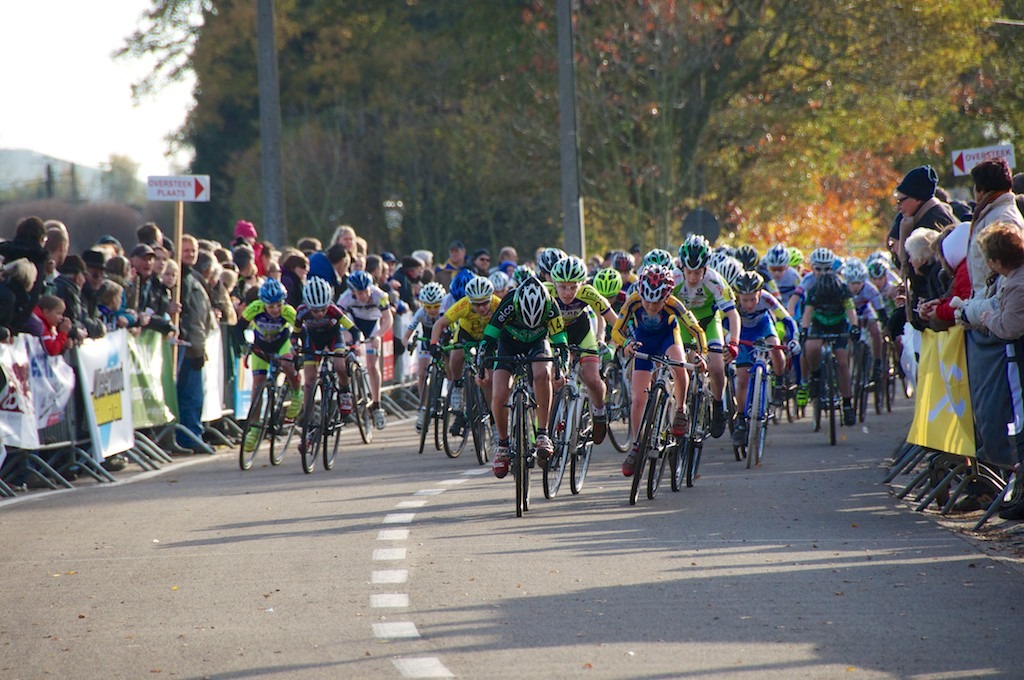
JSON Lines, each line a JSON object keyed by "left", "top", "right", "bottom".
{"left": 0, "top": 148, "right": 108, "bottom": 201}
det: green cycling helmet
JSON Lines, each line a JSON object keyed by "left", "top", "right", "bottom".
{"left": 678, "top": 234, "right": 711, "bottom": 270}
{"left": 550, "top": 255, "right": 588, "bottom": 283}
{"left": 593, "top": 268, "right": 623, "bottom": 298}
{"left": 642, "top": 248, "right": 673, "bottom": 269}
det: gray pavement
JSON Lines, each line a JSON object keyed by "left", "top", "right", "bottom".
{"left": 2, "top": 399, "right": 1022, "bottom": 679}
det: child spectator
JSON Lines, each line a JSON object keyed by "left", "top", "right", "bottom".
{"left": 32, "top": 295, "right": 72, "bottom": 355}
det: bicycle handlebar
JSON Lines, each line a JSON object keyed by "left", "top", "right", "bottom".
{"left": 632, "top": 351, "right": 697, "bottom": 370}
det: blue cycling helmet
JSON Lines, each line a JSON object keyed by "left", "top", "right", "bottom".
{"left": 347, "top": 270, "right": 373, "bottom": 291}
{"left": 450, "top": 267, "right": 475, "bottom": 300}
{"left": 258, "top": 278, "right": 287, "bottom": 304}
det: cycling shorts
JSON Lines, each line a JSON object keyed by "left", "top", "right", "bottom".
{"left": 566, "top": 316, "right": 600, "bottom": 359}
{"left": 632, "top": 325, "right": 679, "bottom": 373}
{"left": 251, "top": 337, "right": 292, "bottom": 374}
{"left": 736, "top": 316, "right": 779, "bottom": 367}
{"left": 491, "top": 334, "right": 550, "bottom": 374}
{"left": 301, "top": 329, "right": 345, "bottom": 366}
{"left": 680, "top": 312, "right": 723, "bottom": 351}
{"left": 809, "top": 320, "right": 849, "bottom": 350}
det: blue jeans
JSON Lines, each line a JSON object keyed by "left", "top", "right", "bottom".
{"left": 176, "top": 356, "right": 205, "bottom": 447}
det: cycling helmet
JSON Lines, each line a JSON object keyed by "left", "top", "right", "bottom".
{"left": 716, "top": 256, "right": 744, "bottom": 288}
{"left": 706, "top": 250, "right": 729, "bottom": 274}
{"left": 735, "top": 245, "right": 759, "bottom": 271}
{"left": 537, "top": 247, "right": 567, "bottom": 275}
{"left": 259, "top": 278, "right": 287, "bottom": 304}
{"left": 866, "top": 259, "right": 890, "bottom": 280}
{"left": 511, "top": 264, "right": 534, "bottom": 287}
{"left": 465, "top": 276, "right": 495, "bottom": 303}
{"left": 488, "top": 270, "right": 510, "bottom": 291}
{"left": 302, "top": 276, "right": 334, "bottom": 309}
{"left": 418, "top": 281, "right": 446, "bottom": 305}
{"left": 611, "top": 251, "right": 635, "bottom": 274}
{"left": 642, "top": 248, "right": 673, "bottom": 270}
{"left": 593, "top": 267, "right": 623, "bottom": 298}
{"left": 732, "top": 270, "right": 765, "bottom": 294}
{"left": 788, "top": 247, "right": 804, "bottom": 268}
{"left": 514, "top": 276, "right": 549, "bottom": 328}
{"left": 347, "top": 270, "right": 373, "bottom": 291}
{"left": 449, "top": 267, "right": 475, "bottom": 300}
{"left": 765, "top": 243, "right": 790, "bottom": 268}
{"left": 550, "top": 255, "right": 588, "bottom": 283}
{"left": 678, "top": 234, "right": 711, "bottom": 270}
{"left": 814, "top": 271, "right": 845, "bottom": 301}
{"left": 842, "top": 259, "right": 869, "bottom": 284}
{"left": 809, "top": 247, "right": 835, "bottom": 269}
{"left": 637, "top": 264, "right": 674, "bottom": 302}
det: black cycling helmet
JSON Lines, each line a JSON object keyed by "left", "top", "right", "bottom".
{"left": 735, "top": 245, "right": 759, "bottom": 271}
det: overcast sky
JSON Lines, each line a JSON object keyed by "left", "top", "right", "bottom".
{"left": 0, "top": 1, "right": 195, "bottom": 180}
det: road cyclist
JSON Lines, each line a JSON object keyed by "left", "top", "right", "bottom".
{"left": 293, "top": 276, "right": 362, "bottom": 456}
{"left": 402, "top": 281, "right": 446, "bottom": 431}
{"left": 545, "top": 255, "right": 620, "bottom": 445}
{"left": 240, "top": 278, "right": 303, "bottom": 454}
{"left": 479, "top": 275, "right": 569, "bottom": 479}
{"left": 336, "top": 269, "right": 393, "bottom": 430}
{"left": 610, "top": 264, "right": 708, "bottom": 478}
{"left": 799, "top": 270, "right": 860, "bottom": 427}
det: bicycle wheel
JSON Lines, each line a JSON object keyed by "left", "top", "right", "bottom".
{"left": 544, "top": 387, "right": 573, "bottom": 499}
{"left": 647, "top": 390, "right": 674, "bottom": 499}
{"left": 725, "top": 373, "right": 743, "bottom": 461}
{"left": 570, "top": 396, "right": 594, "bottom": 495}
{"left": 604, "top": 364, "right": 632, "bottom": 453}
{"left": 301, "top": 381, "right": 325, "bottom": 474}
{"left": 511, "top": 391, "right": 530, "bottom": 517}
{"left": 825, "top": 355, "right": 837, "bottom": 446}
{"left": 349, "top": 366, "right": 372, "bottom": 444}
{"left": 239, "top": 381, "right": 272, "bottom": 471}
{"left": 418, "top": 365, "right": 435, "bottom": 454}
{"left": 630, "top": 386, "right": 662, "bottom": 505}
{"left": 747, "top": 368, "right": 767, "bottom": 469}
{"left": 469, "top": 382, "right": 492, "bottom": 466}
{"left": 270, "top": 382, "right": 296, "bottom": 466}
{"left": 322, "top": 382, "right": 341, "bottom": 471}
{"left": 443, "top": 395, "right": 468, "bottom": 459}
{"left": 673, "top": 380, "right": 699, "bottom": 492}
{"left": 433, "top": 390, "right": 446, "bottom": 452}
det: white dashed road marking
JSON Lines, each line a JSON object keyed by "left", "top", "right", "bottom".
{"left": 371, "top": 569, "right": 408, "bottom": 584}
{"left": 383, "top": 512, "right": 416, "bottom": 524}
{"left": 397, "top": 500, "right": 428, "bottom": 508}
{"left": 371, "top": 593, "right": 410, "bottom": 608}
{"left": 373, "top": 621, "right": 420, "bottom": 639}
{"left": 392, "top": 657, "right": 454, "bottom": 678}
{"left": 373, "top": 548, "right": 407, "bottom": 561}
{"left": 378, "top": 529, "right": 410, "bottom": 541}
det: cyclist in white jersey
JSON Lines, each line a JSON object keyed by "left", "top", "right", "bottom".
{"left": 337, "top": 270, "right": 393, "bottom": 429}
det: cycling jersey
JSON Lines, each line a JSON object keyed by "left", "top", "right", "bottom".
{"left": 242, "top": 299, "right": 297, "bottom": 345}
{"left": 483, "top": 294, "right": 566, "bottom": 346}
{"left": 294, "top": 303, "right": 359, "bottom": 354}
{"left": 736, "top": 292, "right": 798, "bottom": 339}
{"left": 671, "top": 267, "right": 736, "bottom": 318}
{"left": 544, "top": 282, "right": 611, "bottom": 327}
{"left": 791, "top": 272, "right": 821, "bottom": 303}
{"left": 806, "top": 282, "right": 855, "bottom": 328}
{"left": 850, "top": 282, "right": 885, "bottom": 322}
{"left": 768, "top": 267, "right": 801, "bottom": 302}
{"left": 443, "top": 294, "right": 502, "bottom": 341}
{"left": 337, "top": 286, "right": 391, "bottom": 337}
{"left": 611, "top": 292, "right": 708, "bottom": 354}
{"left": 408, "top": 307, "right": 441, "bottom": 349}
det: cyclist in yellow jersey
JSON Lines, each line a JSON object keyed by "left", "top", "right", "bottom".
{"left": 546, "top": 255, "right": 620, "bottom": 444}
{"left": 430, "top": 276, "right": 501, "bottom": 435}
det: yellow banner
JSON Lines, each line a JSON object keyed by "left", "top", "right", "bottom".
{"left": 907, "top": 327, "right": 975, "bottom": 456}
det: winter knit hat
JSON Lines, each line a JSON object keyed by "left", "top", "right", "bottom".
{"left": 938, "top": 222, "right": 970, "bottom": 271}
{"left": 896, "top": 165, "right": 938, "bottom": 201}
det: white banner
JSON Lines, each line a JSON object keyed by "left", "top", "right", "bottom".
{"left": 26, "top": 336, "right": 76, "bottom": 430}
{"left": 77, "top": 329, "right": 135, "bottom": 460}
{"left": 234, "top": 354, "right": 253, "bottom": 420}
{"left": 0, "top": 338, "right": 39, "bottom": 449}
{"left": 201, "top": 326, "right": 225, "bottom": 422}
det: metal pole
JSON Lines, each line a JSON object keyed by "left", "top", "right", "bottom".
{"left": 557, "top": 0, "right": 584, "bottom": 258}
{"left": 171, "top": 200, "right": 184, "bottom": 379}
{"left": 257, "top": 0, "right": 287, "bottom": 246}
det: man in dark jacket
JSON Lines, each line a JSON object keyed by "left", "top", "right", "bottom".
{"left": 389, "top": 256, "right": 424, "bottom": 313}
{"left": 177, "top": 235, "right": 214, "bottom": 447}
{"left": 53, "top": 256, "right": 105, "bottom": 341}
{"left": 891, "top": 165, "right": 957, "bottom": 265}
{"left": 125, "top": 243, "right": 177, "bottom": 335}
{"left": 0, "top": 216, "right": 49, "bottom": 333}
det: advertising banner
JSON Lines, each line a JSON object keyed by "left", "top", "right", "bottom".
{"left": 907, "top": 327, "right": 975, "bottom": 457}
{"left": 234, "top": 354, "right": 253, "bottom": 420}
{"left": 128, "top": 330, "right": 175, "bottom": 429}
{"left": 0, "top": 338, "right": 39, "bottom": 449}
{"left": 25, "top": 335, "right": 75, "bottom": 430}
{"left": 76, "top": 329, "right": 134, "bottom": 460}
{"left": 201, "top": 326, "right": 225, "bottom": 422}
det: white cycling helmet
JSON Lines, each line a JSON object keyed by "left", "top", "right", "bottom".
{"left": 464, "top": 276, "right": 495, "bottom": 303}
{"left": 765, "top": 243, "right": 790, "bottom": 268}
{"left": 302, "top": 276, "right": 334, "bottom": 309}
{"left": 514, "top": 276, "right": 549, "bottom": 328}
{"left": 489, "top": 270, "right": 510, "bottom": 291}
{"left": 809, "top": 247, "right": 836, "bottom": 268}
{"left": 716, "top": 256, "right": 744, "bottom": 288}
{"left": 418, "top": 281, "right": 445, "bottom": 305}
{"left": 842, "top": 259, "right": 869, "bottom": 284}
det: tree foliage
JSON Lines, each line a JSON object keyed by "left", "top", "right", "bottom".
{"left": 122, "top": 0, "right": 1014, "bottom": 257}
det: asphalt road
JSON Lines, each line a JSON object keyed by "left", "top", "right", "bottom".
{"left": 2, "top": 398, "right": 1022, "bottom": 680}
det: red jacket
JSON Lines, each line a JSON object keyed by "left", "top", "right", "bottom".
{"left": 934, "top": 261, "right": 970, "bottom": 323}
{"left": 32, "top": 306, "right": 69, "bottom": 356}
